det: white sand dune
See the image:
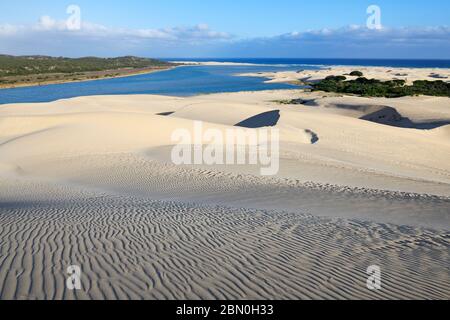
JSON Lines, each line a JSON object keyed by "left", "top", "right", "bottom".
{"left": 170, "top": 60, "right": 263, "bottom": 66}
{"left": 1, "top": 189, "right": 448, "bottom": 300}
{"left": 432, "top": 125, "right": 450, "bottom": 140}
{"left": 240, "top": 66, "right": 450, "bottom": 85}
{"left": 0, "top": 88, "right": 449, "bottom": 300}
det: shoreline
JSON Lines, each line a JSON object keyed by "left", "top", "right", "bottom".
{"left": 169, "top": 60, "right": 450, "bottom": 71}
{"left": 2, "top": 63, "right": 449, "bottom": 92}
{"left": 0, "top": 65, "right": 179, "bottom": 90}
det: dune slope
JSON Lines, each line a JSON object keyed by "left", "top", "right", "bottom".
{"left": 0, "top": 90, "right": 449, "bottom": 300}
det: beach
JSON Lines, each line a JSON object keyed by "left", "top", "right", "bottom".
{"left": 0, "top": 65, "right": 449, "bottom": 300}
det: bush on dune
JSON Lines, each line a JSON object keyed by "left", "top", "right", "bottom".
{"left": 325, "top": 75, "right": 347, "bottom": 82}
{"left": 349, "top": 71, "right": 364, "bottom": 77}
{"left": 313, "top": 76, "right": 450, "bottom": 98}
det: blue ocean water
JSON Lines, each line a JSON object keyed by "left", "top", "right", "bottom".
{"left": 169, "top": 58, "right": 450, "bottom": 69}
{"left": 1, "top": 58, "right": 449, "bottom": 105}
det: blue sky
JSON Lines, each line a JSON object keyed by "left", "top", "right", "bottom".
{"left": 1, "top": 0, "right": 449, "bottom": 58}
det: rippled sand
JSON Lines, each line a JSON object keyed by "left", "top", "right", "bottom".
{"left": 0, "top": 89, "right": 449, "bottom": 300}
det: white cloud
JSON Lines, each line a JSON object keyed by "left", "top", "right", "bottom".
{"left": 0, "top": 24, "right": 20, "bottom": 36}
{"left": 0, "top": 17, "right": 448, "bottom": 58}
{"left": 36, "top": 16, "right": 58, "bottom": 30}
{"left": 0, "top": 16, "right": 231, "bottom": 42}
{"left": 274, "top": 25, "right": 450, "bottom": 44}
{"left": 215, "top": 25, "right": 450, "bottom": 59}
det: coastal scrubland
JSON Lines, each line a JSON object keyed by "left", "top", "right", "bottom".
{"left": 0, "top": 55, "right": 174, "bottom": 88}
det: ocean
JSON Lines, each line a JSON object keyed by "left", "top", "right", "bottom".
{"left": 1, "top": 58, "right": 449, "bottom": 105}
{"left": 167, "top": 58, "right": 450, "bottom": 69}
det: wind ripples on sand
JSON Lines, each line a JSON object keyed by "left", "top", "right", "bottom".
{"left": 0, "top": 195, "right": 449, "bottom": 300}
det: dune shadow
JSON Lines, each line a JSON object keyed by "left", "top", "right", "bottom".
{"left": 360, "top": 107, "right": 450, "bottom": 129}
{"left": 235, "top": 110, "right": 281, "bottom": 128}
{"left": 334, "top": 104, "right": 384, "bottom": 112}
{"left": 409, "top": 121, "right": 450, "bottom": 129}
{"left": 156, "top": 111, "right": 175, "bottom": 116}
{"left": 311, "top": 103, "right": 450, "bottom": 130}
{"left": 305, "top": 129, "right": 320, "bottom": 144}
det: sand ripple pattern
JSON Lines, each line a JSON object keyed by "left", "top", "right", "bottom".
{"left": 0, "top": 196, "right": 448, "bottom": 300}
{"left": 35, "top": 153, "right": 450, "bottom": 229}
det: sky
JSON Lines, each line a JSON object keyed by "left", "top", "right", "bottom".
{"left": 1, "top": 0, "right": 449, "bottom": 58}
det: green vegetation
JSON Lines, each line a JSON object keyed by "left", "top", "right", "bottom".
{"left": 325, "top": 75, "right": 347, "bottom": 81}
{"left": 313, "top": 76, "right": 450, "bottom": 98}
{"left": 0, "top": 55, "right": 176, "bottom": 88}
{"left": 0, "top": 55, "right": 173, "bottom": 77}
{"left": 349, "top": 71, "right": 364, "bottom": 77}
{"left": 274, "top": 98, "right": 307, "bottom": 105}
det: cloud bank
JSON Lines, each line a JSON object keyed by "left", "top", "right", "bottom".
{"left": 217, "top": 25, "right": 450, "bottom": 59}
{"left": 0, "top": 16, "right": 449, "bottom": 58}
{"left": 0, "top": 16, "right": 232, "bottom": 57}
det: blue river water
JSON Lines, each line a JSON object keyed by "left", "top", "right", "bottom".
{"left": 1, "top": 58, "right": 449, "bottom": 105}
{"left": 0, "top": 64, "right": 304, "bottom": 105}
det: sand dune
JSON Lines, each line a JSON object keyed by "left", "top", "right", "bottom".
{"left": 0, "top": 89, "right": 449, "bottom": 300}
{"left": 1, "top": 189, "right": 448, "bottom": 300}
{"left": 240, "top": 66, "right": 450, "bottom": 85}
{"left": 431, "top": 125, "right": 450, "bottom": 140}
{"left": 2, "top": 92, "right": 450, "bottom": 194}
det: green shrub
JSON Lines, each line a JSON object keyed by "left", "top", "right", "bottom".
{"left": 313, "top": 78, "right": 450, "bottom": 98}
{"left": 325, "top": 75, "right": 347, "bottom": 81}
{"left": 349, "top": 71, "right": 364, "bottom": 77}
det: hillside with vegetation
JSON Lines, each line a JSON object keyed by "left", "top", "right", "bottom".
{"left": 0, "top": 55, "right": 175, "bottom": 88}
